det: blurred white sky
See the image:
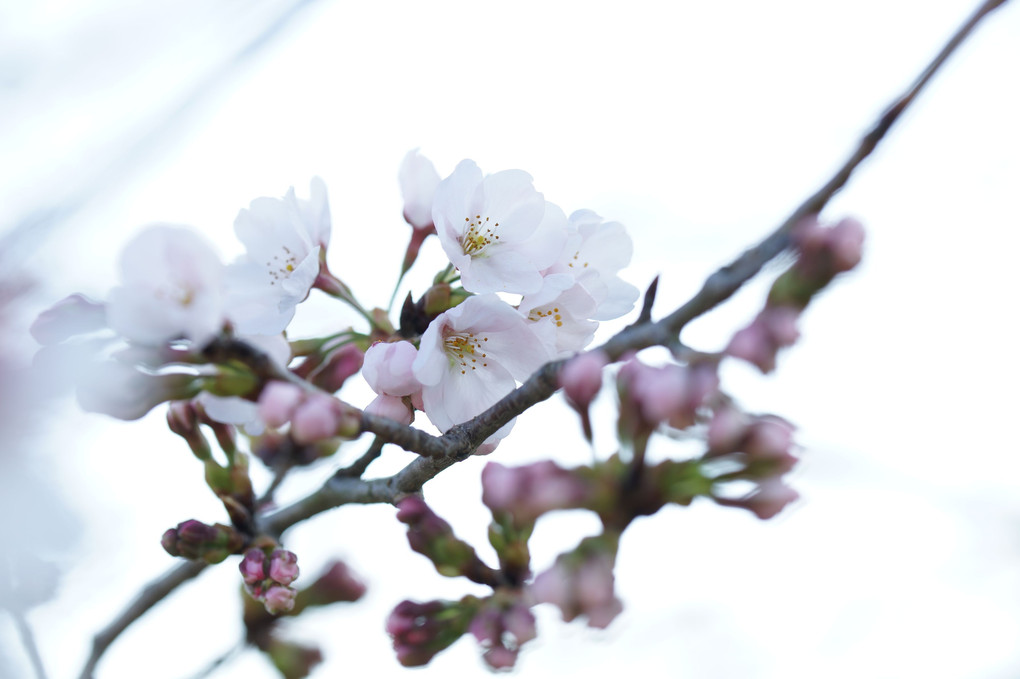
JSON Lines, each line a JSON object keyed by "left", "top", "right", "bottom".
{"left": 2, "top": 1, "right": 1020, "bottom": 678}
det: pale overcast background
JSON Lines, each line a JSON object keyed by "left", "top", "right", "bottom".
{"left": 2, "top": 1, "right": 1019, "bottom": 678}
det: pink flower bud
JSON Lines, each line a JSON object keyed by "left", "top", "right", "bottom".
{"left": 305, "top": 561, "right": 366, "bottom": 605}
{"left": 707, "top": 404, "right": 749, "bottom": 454}
{"left": 559, "top": 350, "right": 608, "bottom": 408}
{"left": 365, "top": 393, "right": 413, "bottom": 425}
{"left": 744, "top": 478, "right": 800, "bottom": 520}
{"left": 363, "top": 340, "right": 420, "bottom": 397}
{"left": 269, "top": 549, "right": 300, "bottom": 586}
{"left": 257, "top": 381, "right": 304, "bottom": 428}
{"left": 829, "top": 217, "right": 865, "bottom": 273}
{"left": 315, "top": 343, "right": 364, "bottom": 393}
{"left": 239, "top": 548, "right": 267, "bottom": 585}
{"left": 399, "top": 149, "right": 441, "bottom": 232}
{"left": 290, "top": 394, "right": 342, "bottom": 444}
{"left": 744, "top": 415, "right": 795, "bottom": 460}
{"left": 263, "top": 584, "right": 297, "bottom": 615}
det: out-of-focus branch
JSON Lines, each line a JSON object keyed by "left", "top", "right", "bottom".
{"left": 79, "top": 561, "right": 207, "bottom": 679}
{"left": 77, "top": 1, "right": 1011, "bottom": 675}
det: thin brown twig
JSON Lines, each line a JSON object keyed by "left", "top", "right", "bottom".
{"left": 77, "top": 2, "right": 1011, "bottom": 675}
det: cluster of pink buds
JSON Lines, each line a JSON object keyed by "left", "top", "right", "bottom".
{"left": 705, "top": 406, "right": 800, "bottom": 519}
{"left": 727, "top": 215, "right": 864, "bottom": 373}
{"left": 239, "top": 547, "right": 301, "bottom": 614}
{"left": 386, "top": 598, "right": 476, "bottom": 667}
{"left": 468, "top": 597, "right": 537, "bottom": 670}
{"left": 529, "top": 535, "right": 622, "bottom": 629}
{"left": 481, "top": 460, "right": 593, "bottom": 527}
{"left": 395, "top": 497, "right": 492, "bottom": 582}
{"left": 257, "top": 381, "right": 359, "bottom": 444}
{"left": 160, "top": 520, "right": 243, "bottom": 564}
{"left": 617, "top": 357, "right": 720, "bottom": 434}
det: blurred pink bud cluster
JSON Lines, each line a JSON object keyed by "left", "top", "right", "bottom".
{"left": 706, "top": 406, "right": 800, "bottom": 519}
{"left": 725, "top": 306, "right": 800, "bottom": 373}
{"left": 794, "top": 216, "right": 866, "bottom": 280}
{"left": 386, "top": 599, "right": 474, "bottom": 667}
{"left": 618, "top": 357, "right": 719, "bottom": 430}
{"left": 160, "top": 520, "right": 243, "bottom": 564}
{"left": 257, "top": 381, "right": 359, "bottom": 444}
{"left": 727, "top": 215, "right": 864, "bottom": 373}
{"left": 240, "top": 547, "right": 301, "bottom": 615}
{"left": 530, "top": 538, "right": 622, "bottom": 629}
{"left": 468, "top": 598, "right": 537, "bottom": 670}
{"left": 481, "top": 460, "right": 592, "bottom": 527}
{"left": 396, "top": 497, "right": 488, "bottom": 580}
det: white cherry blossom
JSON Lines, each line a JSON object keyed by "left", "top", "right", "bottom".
{"left": 518, "top": 274, "right": 598, "bottom": 357}
{"left": 432, "top": 160, "right": 567, "bottom": 295}
{"left": 412, "top": 294, "right": 553, "bottom": 440}
{"left": 106, "top": 224, "right": 226, "bottom": 347}
{"left": 226, "top": 178, "right": 331, "bottom": 335}
{"left": 546, "top": 209, "right": 639, "bottom": 321}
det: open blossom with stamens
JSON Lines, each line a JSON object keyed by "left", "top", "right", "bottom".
{"left": 106, "top": 224, "right": 227, "bottom": 347}
{"left": 412, "top": 294, "right": 554, "bottom": 442}
{"left": 432, "top": 160, "right": 568, "bottom": 295}
{"left": 226, "top": 178, "right": 331, "bottom": 335}
{"left": 519, "top": 274, "right": 598, "bottom": 356}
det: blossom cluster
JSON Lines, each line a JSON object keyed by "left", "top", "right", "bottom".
{"left": 32, "top": 150, "right": 864, "bottom": 676}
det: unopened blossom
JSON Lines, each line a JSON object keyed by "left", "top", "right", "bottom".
{"left": 726, "top": 306, "right": 800, "bottom": 373}
{"left": 226, "top": 178, "right": 332, "bottom": 335}
{"left": 400, "top": 149, "right": 441, "bottom": 232}
{"left": 718, "top": 477, "right": 800, "bottom": 520}
{"left": 559, "top": 350, "right": 609, "bottom": 409}
{"left": 310, "top": 342, "right": 364, "bottom": 393}
{"left": 269, "top": 549, "right": 300, "bottom": 586}
{"left": 706, "top": 403, "right": 750, "bottom": 454}
{"left": 106, "top": 224, "right": 226, "bottom": 347}
{"left": 362, "top": 340, "right": 420, "bottom": 397}
{"left": 744, "top": 415, "right": 796, "bottom": 461}
{"left": 364, "top": 393, "right": 413, "bottom": 425}
{"left": 301, "top": 560, "right": 366, "bottom": 606}
{"left": 412, "top": 294, "right": 554, "bottom": 439}
{"left": 618, "top": 358, "right": 719, "bottom": 430}
{"left": 239, "top": 548, "right": 267, "bottom": 586}
{"left": 290, "top": 393, "right": 354, "bottom": 444}
{"left": 468, "top": 599, "right": 537, "bottom": 670}
{"left": 481, "top": 460, "right": 591, "bottom": 526}
{"left": 545, "top": 209, "right": 640, "bottom": 321}
{"left": 794, "top": 215, "right": 866, "bottom": 278}
{"left": 530, "top": 546, "right": 622, "bottom": 629}
{"left": 264, "top": 584, "right": 298, "bottom": 615}
{"left": 432, "top": 160, "right": 568, "bottom": 295}
{"left": 257, "top": 381, "right": 305, "bottom": 428}
{"left": 387, "top": 599, "right": 474, "bottom": 667}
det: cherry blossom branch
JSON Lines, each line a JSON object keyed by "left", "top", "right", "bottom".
{"left": 78, "top": 1, "right": 1010, "bottom": 675}
{"left": 273, "top": 0, "right": 1015, "bottom": 532}
{"left": 79, "top": 561, "right": 208, "bottom": 679}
